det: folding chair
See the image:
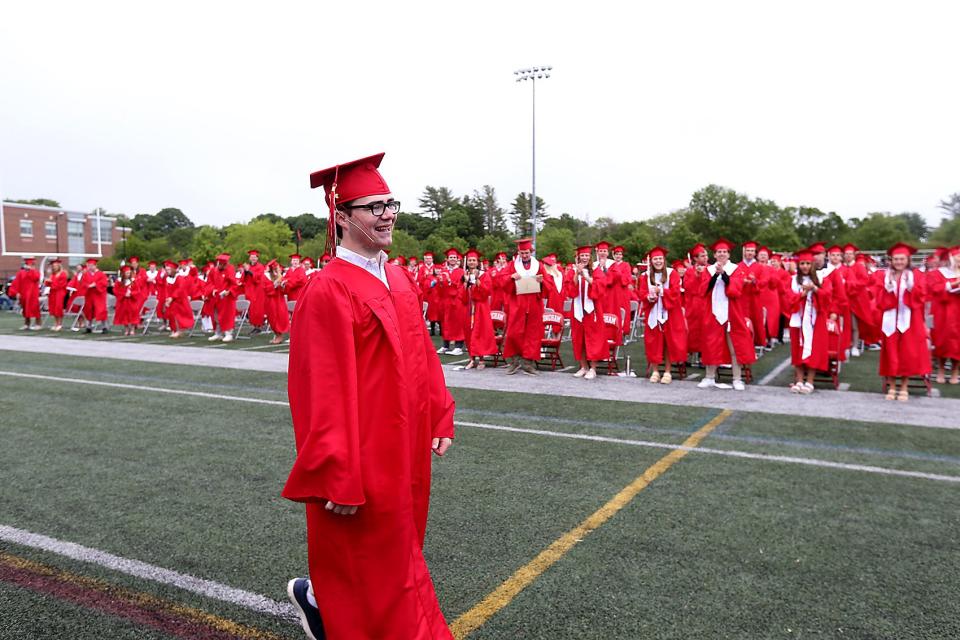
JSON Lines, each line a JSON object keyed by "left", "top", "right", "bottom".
{"left": 68, "top": 296, "right": 86, "bottom": 331}
{"left": 287, "top": 299, "right": 297, "bottom": 325}
{"left": 626, "top": 300, "right": 641, "bottom": 343}
{"left": 233, "top": 297, "right": 251, "bottom": 340}
{"left": 139, "top": 296, "right": 159, "bottom": 335}
{"left": 489, "top": 310, "right": 507, "bottom": 367}
{"left": 561, "top": 299, "right": 573, "bottom": 342}
{"left": 814, "top": 320, "right": 843, "bottom": 389}
{"left": 187, "top": 300, "right": 205, "bottom": 337}
{"left": 539, "top": 311, "right": 565, "bottom": 370}
{"left": 600, "top": 313, "right": 621, "bottom": 375}
{"left": 38, "top": 295, "right": 51, "bottom": 328}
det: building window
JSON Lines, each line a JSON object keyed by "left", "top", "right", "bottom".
{"left": 68, "top": 220, "right": 84, "bottom": 238}
{"left": 45, "top": 222, "right": 57, "bottom": 239}
{"left": 95, "top": 218, "right": 113, "bottom": 244}
{"left": 20, "top": 219, "right": 33, "bottom": 238}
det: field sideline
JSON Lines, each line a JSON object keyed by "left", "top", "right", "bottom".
{"left": 1, "top": 347, "right": 959, "bottom": 639}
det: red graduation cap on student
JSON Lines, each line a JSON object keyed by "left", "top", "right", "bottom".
{"left": 827, "top": 245, "right": 843, "bottom": 254}
{"left": 303, "top": 257, "right": 314, "bottom": 266}
{"left": 758, "top": 246, "right": 771, "bottom": 255}
{"left": 576, "top": 245, "right": 594, "bottom": 256}
{"left": 163, "top": 260, "right": 177, "bottom": 269}
{"left": 148, "top": 260, "right": 158, "bottom": 267}
{"left": 742, "top": 240, "right": 758, "bottom": 250}
{"left": 934, "top": 246, "right": 950, "bottom": 261}
{"left": 541, "top": 253, "right": 557, "bottom": 265}
{"left": 86, "top": 258, "right": 99, "bottom": 266}
{"left": 795, "top": 249, "right": 814, "bottom": 262}
{"left": 23, "top": 257, "right": 36, "bottom": 265}
{"left": 887, "top": 242, "right": 917, "bottom": 257}
{"left": 289, "top": 253, "right": 301, "bottom": 261}
{"left": 422, "top": 251, "right": 434, "bottom": 259}
{"left": 309, "top": 153, "right": 391, "bottom": 255}
{"left": 515, "top": 238, "right": 533, "bottom": 252}
{"left": 709, "top": 238, "right": 734, "bottom": 252}
{"left": 247, "top": 249, "right": 260, "bottom": 257}
{"left": 128, "top": 256, "right": 140, "bottom": 262}
{"left": 949, "top": 246, "right": 960, "bottom": 257}
{"left": 843, "top": 243, "right": 859, "bottom": 253}
{"left": 445, "top": 248, "right": 462, "bottom": 259}
{"left": 689, "top": 243, "right": 708, "bottom": 257}
{"left": 216, "top": 253, "right": 231, "bottom": 263}
{"left": 647, "top": 246, "right": 669, "bottom": 259}
{"left": 807, "top": 242, "right": 827, "bottom": 254}
{"left": 395, "top": 255, "right": 408, "bottom": 266}
{"left": 671, "top": 259, "right": 686, "bottom": 269}
{"left": 464, "top": 249, "right": 481, "bottom": 261}
{"left": 595, "top": 241, "right": 611, "bottom": 251}
{"left": 612, "top": 245, "right": 625, "bottom": 254}
{"left": 495, "top": 252, "right": 508, "bottom": 260}
{"left": 49, "top": 258, "right": 62, "bottom": 265}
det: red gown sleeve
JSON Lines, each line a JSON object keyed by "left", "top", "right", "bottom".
{"left": 283, "top": 279, "right": 365, "bottom": 505}
{"left": 663, "top": 270, "right": 682, "bottom": 310}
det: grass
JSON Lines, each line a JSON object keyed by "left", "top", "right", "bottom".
{"left": 1, "top": 349, "right": 959, "bottom": 638}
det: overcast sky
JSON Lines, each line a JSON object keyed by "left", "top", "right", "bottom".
{"left": 2, "top": 1, "right": 957, "bottom": 228}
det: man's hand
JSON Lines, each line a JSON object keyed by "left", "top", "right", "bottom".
{"left": 535, "top": 275, "right": 543, "bottom": 283}
{"left": 325, "top": 501, "right": 358, "bottom": 516}
{"left": 511, "top": 272, "right": 522, "bottom": 280}
{"left": 432, "top": 437, "right": 453, "bottom": 456}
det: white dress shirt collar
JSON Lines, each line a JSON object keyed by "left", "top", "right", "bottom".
{"left": 336, "top": 245, "right": 389, "bottom": 290}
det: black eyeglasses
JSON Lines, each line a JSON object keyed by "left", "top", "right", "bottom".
{"left": 342, "top": 200, "right": 401, "bottom": 218}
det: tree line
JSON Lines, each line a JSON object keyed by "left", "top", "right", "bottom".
{"left": 9, "top": 187, "right": 960, "bottom": 270}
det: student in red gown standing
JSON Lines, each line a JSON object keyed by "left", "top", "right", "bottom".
{"left": 462, "top": 249, "right": 497, "bottom": 369}
{"left": 926, "top": 246, "right": 960, "bottom": 384}
{"left": 437, "top": 248, "right": 466, "bottom": 356}
{"left": 162, "top": 260, "right": 194, "bottom": 339}
{"left": 877, "top": 243, "right": 931, "bottom": 401}
{"left": 112, "top": 264, "right": 142, "bottom": 335}
{"left": 638, "top": 247, "right": 687, "bottom": 384}
{"left": 45, "top": 258, "right": 69, "bottom": 331}
{"left": 10, "top": 258, "right": 42, "bottom": 330}
{"left": 497, "top": 238, "right": 547, "bottom": 375}
{"left": 82, "top": 259, "right": 109, "bottom": 334}
{"left": 242, "top": 250, "right": 266, "bottom": 335}
{"left": 783, "top": 250, "right": 834, "bottom": 394}
{"left": 565, "top": 245, "right": 607, "bottom": 379}
{"left": 284, "top": 153, "right": 455, "bottom": 640}
{"left": 262, "top": 259, "right": 291, "bottom": 344}
{"left": 683, "top": 243, "right": 710, "bottom": 364}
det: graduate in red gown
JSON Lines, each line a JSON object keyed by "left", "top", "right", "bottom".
{"left": 437, "top": 248, "right": 466, "bottom": 355}
{"left": 683, "top": 243, "right": 710, "bottom": 364}
{"left": 877, "top": 243, "right": 931, "bottom": 401}
{"left": 207, "top": 253, "right": 238, "bottom": 342}
{"left": 541, "top": 253, "right": 566, "bottom": 313}
{"left": 242, "top": 250, "right": 267, "bottom": 334}
{"left": 497, "top": 238, "right": 548, "bottom": 375}
{"left": 283, "top": 254, "right": 308, "bottom": 304}
{"left": 487, "top": 252, "right": 509, "bottom": 312}
{"left": 841, "top": 244, "right": 881, "bottom": 352}
{"left": 284, "top": 153, "right": 455, "bottom": 640}
{"left": 927, "top": 246, "right": 960, "bottom": 384}
{"left": 262, "top": 259, "right": 291, "bottom": 344}
{"left": 44, "top": 259, "right": 69, "bottom": 331}
{"left": 739, "top": 241, "right": 768, "bottom": 348}
{"left": 112, "top": 264, "right": 142, "bottom": 335}
{"left": 783, "top": 250, "right": 834, "bottom": 393}
{"left": 462, "top": 249, "right": 497, "bottom": 369}
{"left": 420, "top": 252, "right": 443, "bottom": 335}
{"left": 607, "top": 245, "right": 634, "bottom": 339}
{"left": 756, "top": 247, "right": 782, "bottom": 347}
{"left": 638, "top": 247, "right": 687, "bottom": 384}
{"left": 697, "top": 239, "right": 756, "bottom": 391}
{"left": 565, "top": 245, "right": 607, "bottom": 379}
{"left": 10, "top": 257, "right": 42, "bottom": 330}
{"left": 162, "top": 260, "right": 194, "bottom": 338}
{"left": 82, "top": 258, "right": 109, "bottom": 333}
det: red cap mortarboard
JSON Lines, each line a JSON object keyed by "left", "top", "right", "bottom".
{"left": 808, "top": 242, "right": 826, "bottom": 254}
{"left": 86, "top": 258, "right": 98, "bottom": 266}
{"left": 949, "top": 246, "right": 960, "bottom": 257}
{"left": 758, "top": 246, "right": 771, "bottom": 255}
{"left": 216, "top": 253, "right": 231, "bottom": 263}
{"left": 690, "top": 243, "right": 708, "bottom": 256}
{"left": 408, "top": 256, "right": 418, "bottom": 262}
{"left": 576, "top": 245, "right": 593, "bottom": 255}
{"left": 265, "top": 259, "right": 279, "bottom": 269}
{"left": 827, "top": 245, "right": 842, "bottom": 254}
{"left": 445, "top": 248, "right": 462, "bottom": 259}
{"left": 178, "top": 259, "right": 190, "bottom": 266}
{"left": 887, "top": 242, "right": 916, "bottom": 257}
{"left": 595, "top": 241, "right": 611, "bottom": 251}
{"left": 671, "top": 260, "right": 685, "bottom": 268}
{"left": 771, "top": 253, "right": 783, "bottom": 260}
{"left": 843, "top": 243, "right": 859, "bottom": 253}
{"left": 710, "top": 238, "right": 733, "bottom": 252}
{"left": 247, "top": 249, "right": 259, "bottom": 257}
{"left": 121, "top": 264, "right": 132, "bottom": 271}
{"left": 541, "top": 253, "right": 557, "bottom": 265}
{"left": 148, "top": 261, "right": 157, "bottom": 267}
{"left": 128, "top": 256, "right": 140, "bottom": 262}
{"left": 422, "top": 252, "right": 434, "bottom": 258}
{"left": 23, "top": 257, "right": 36, "bottom": 265}
{"left": 303, "top": 256, "right": 314, "bottom": 264}
{"left": 795, "top": 250, "right": 814, "bottom": 262}
{"left": 395, "top": 256, "right": 408, "bottom": 266}
{"left": 321, "top": 254, "right": 333, "bottom": 263}
{"left": 49, "top": 258, "right": 61, "bottom": 264}
{"left": 742, "top": 241, "right": 758, "bottom": 250}
{"left": 934, "top": 246, "right": 950, "bottom": 260}
{"left": 309, "top": 153, "right": 390, "bottom": 256}
{"left": 612, "top": 245, "right": 625, "bottom": 254}
{"left": 465, "top": 249, "right": 481, "bottom": 260}
{"left": 647, "top": 246, "right": 668, "bottom": 259}
{"left": 515, "top": 238, "right": 533, "bottom": 251}
{"left": 289, "top": 254, "right": 301, "bottom": 260}
{"left": 495, "top": 252, "right": 508, "bottom": 260}
{"left": 163, "top": 260, "right": 177, "bottom": 269}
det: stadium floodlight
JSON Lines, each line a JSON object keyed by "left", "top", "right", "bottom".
{"left": 513, "top": 65, "right": 553, "bottom": 251}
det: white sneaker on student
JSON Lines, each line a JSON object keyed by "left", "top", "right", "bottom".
{"left": 436, "top": 346, "right": 447, "bottom": 354}
{"left": 697, "top": 378, "right": 715, "bottom": 389}
{"left": 851, "top": 347, "right": 861, "bottom": 357}
{"left": 448, "top": 347, "right": 463, "bottom": 356}
{"left": 732, "top": 379, "right": 746, "bottom": 391}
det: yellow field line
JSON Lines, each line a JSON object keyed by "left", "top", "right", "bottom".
{"left": 0, "top": 552, "right": 282, "bottom": 640}
{"left": 449, "top": 408, "right": 733, "bottom": 639}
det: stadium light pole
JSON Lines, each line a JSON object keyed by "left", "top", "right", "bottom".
{"left": 514, "top": 65, "right": 552, "bottom": 252}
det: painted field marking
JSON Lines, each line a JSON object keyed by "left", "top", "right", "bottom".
{"left": 758, "top": 356, "right": 793, "bottom": 385}
{"left": 1, "top": 370, "right": 958, "bottom": 483}
{"left": 0, "top": 525, "right": 296, "bottom": 620}
{"left": 238, "top": 344, "right": 286, "bottom": 351}
{"left": 449, "top": 409, "right": 732, "bottom": 639}
{"left": 0, "top": 552, "right": 285, "bottom": 639}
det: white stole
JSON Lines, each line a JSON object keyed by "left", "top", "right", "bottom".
{"left": 881, "top": 269, "right": 913, "bottom": 336}
{"left": 514, "top": 255, "right": 540, "bottom": 278}
{"left": 789, "top": 275, "right": 817, "bottom": 360}
{"left": 939, "top": 266, "right": 960, "bottom": 293}
{"left": 707, "top": 262, "right": 738, "bottom": 327}
{"left": 573, "top": 272, "right": 595, "bottom": 321}
{"left": 647, "top": 269, "right": 672, "bottom": 329}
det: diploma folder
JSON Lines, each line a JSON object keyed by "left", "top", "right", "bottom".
{"left": 516, "top": 276, "right": 541, "bottom": 295}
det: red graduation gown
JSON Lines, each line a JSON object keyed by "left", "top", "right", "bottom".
{"left": 283, "top": 259, "right": 455, "bottom": 640}
{"left": 164, "top": 275, "right": 195, "bottom": 331}
{"left": 464, "top": 271, "right": 497, "bottom": 357}
{"left": 638, "top": 269, "right": 688, "bottom": 365}
{"left": 242, "top": 263, "right": 266, "bottom": 326}
{"left": 700, "top": 263, "right": 757, "bottom": 366}
{"left": 739, "top": 260, "right": 767, "bottom": 346}
{"left": 564, "top": 269, "right": 608, "bottom": 362}
{"left": 682, "top": 267, "right": 709, "bottom": 354}
{"left": 784, "top": 276, "right": 833, "bottom": 371}
{"left": 46, "top": 271, "right": 68, "bottom": 319}
{"left": 282, "top": 266, "right": 307, "bottom": 303}
{"left": 12, "top": 268, "right": 41, "bottom": 319}
{"left": 605, "top": 260, "right": 633, "bottom": 336}
{"left": 497, "top": 260, "right": 548, "bottom": 360}
{"left": 438, "top": 266, "right": 466, "bottom": 341}
{"left": 261, "top": 272, "right": 290, "bottom": 334}
{"left": 877, "top": 269, "right": 932, "bottom": 378}
{"left": 82, "top": 270, "right": 109, "bottom": 322}
{"left": 112, "top": 280, "right": 142, "bottom": 325}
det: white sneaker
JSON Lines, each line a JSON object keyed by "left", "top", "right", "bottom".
{"left": 222, "top": 333, "right": 234, "bottom": 343}
{"left": 714, "top": 382, "right": 733, "bottom": 389}
{"left": 29, "top": 325, "right": 41, "bottom": 331}
{"left": 732, "top": 379, "right": 746, "bottom": 391}
{"left": 649, "top": 371, "right": 661, "bottom": 383}
{"left": 851, "top": 347, "right": 861, "bottom": 357}
{"left": 437, "top": 346, "right": 447, "bottom": 354}
{"left": 208, "top": 333, "right": 223, "bottom": 342}
{"left": 71, "top": 327, "right": 80, "bottom": 332}
{"left": 584, "top": 369, "right": 597, "bottom": 380}
{"left": 697, "top": 378, "right": 716, "bottom": 389}
{"left": 448, "top": 347, "right": 463, "bottom": 356}
{"left": 573, "top": 368, "right": 588, "bottom": 378}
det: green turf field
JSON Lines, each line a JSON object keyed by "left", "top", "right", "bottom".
{"left": 1, "top": 347, "right": 959, "bottom": 639}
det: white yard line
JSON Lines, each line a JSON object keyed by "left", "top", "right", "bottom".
{"left": 758, "top": 356, "right": 793, "bottom": 386}
{"left": 1, "top": 369, "right": 956, "bottom": 484}
{"left": 0, "top": 524, "right": 296, "bottom": 619}
{"left": 238, "top": 344, "right": 288, "bottom": 351}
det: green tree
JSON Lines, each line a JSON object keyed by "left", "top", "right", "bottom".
{"left": 130, "top": 207, "right": 195, "bottom": 240}
{"left": 893, "top": 212, "right": 928, "bottom": 242}
{"left": 543, "top": 213, "right": 588, "bottom": 237}
{"left": 437, "top": 206, "right": 473, "bottom": 241}
{"left": 285, "top": 213, "right": 325, "bottom": 240}
{"left": 418, "top": 186, "right": 457, "bottom": 220}
{"left": 388, "top": 229, "right": 422, "bottom": 258}
{"left": 299, "top": 237, "right": 328, "bottom": 260}
{"left": 395, "top": 212, "right": 438, "bottom": 241}
{"left": 792, "top": 207, "right": 849, "bottom": 246}
{"left": 686, "top": 185, "right": 755, "bottom": 244}
{"left": 190, "top": 226, "right": 224, "bottom": 265}
{"left": 475, "top": 185, "right": 508, "bottom": 236}
{"left": 938, "top": 193, "right": 960, "bottom": 219}
{"left": 221, "top": 219, "right": 295, "bottom": 261}
{"left": 535, "top": 227, "right": 576, "bottom": 262}
{"left": 122, "top": 233, "right": 175, "bottom": 263}
{"left": 509, "top": 192, "right": 547, "bottom": 237}
{"left": 930, "top": 218, "right": 960, "bottom": 246}
{"left": 422, "top": 232, "right": 467, "bottom": 257}
{"left": 756, "top": 208, "right": 802, "bottom": 252}
{"left": 850, "top": 212, "right": 914, "bottom": 249}
{"left": 476, "top": 234, "right": 509, "bottom": 260}
{"left": 6, "top": 198, "right": 61, "bottom": 208}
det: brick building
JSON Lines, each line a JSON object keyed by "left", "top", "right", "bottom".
{"left": 1, "top": 202, "right": 128, "bottom": 279}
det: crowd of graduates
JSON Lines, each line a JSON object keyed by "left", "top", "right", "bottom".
{"left": 5, "top": 238, "right": 960, "bottom": 400}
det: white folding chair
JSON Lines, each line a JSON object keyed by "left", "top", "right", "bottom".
{"left": 140, "top": 296, "right": 159, "bottom": 335}
{"left": 561, "top": 299, "right": 573, "bottom": 342}
{"left": 626, "top": 300, "right": 641, "bottom": 343}
{"left": 233, "top": 297, "right": 251, "bottom": 339}
{"left": 68, "top": 296, "right": 86, "bottom": 331}
{"left": 187, "top": 299, "right": 205, "bottom": 337}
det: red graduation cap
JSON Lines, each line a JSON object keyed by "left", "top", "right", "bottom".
{"left": 576, "top": 245, "right": 593, "bottom": 256}
{"left": 120, "top": 264, "right": 132, "bottom": 271}
{"left": 690, "top": 243, "right": 708, "bottom": 256}
{"left": 647, "top": 246, "right": 668, "bottom": 259}
{"left": 887, "top": 242, "right": 916, "bottom": 257}
{"left": 949, "top": 246, "right": 960, "bottom": 257}
{"left": 86, "top": 258, "right": 99, "bottom": 266}
{"left": 289, "top": 253, "right": 301, "bottom": 261}
{"left": 444, "top": 248, "right": 461, "bottom": 259}
{"left": 265, "top": 259, "right": 279, "bottom": 269}
{"left": 422, "top": 251, "right": 434, "bottom": 259}
{"left": 843, "top": 243, "right": 859, "bottom": 253}
{"left": 934, "top": 246, "right": 950, "bottom": 260}
{"left": 795, "top": 249, "right": 814, "bottom": 262}
{"left": 395, "top": 255, "right": 408, "bottom": 266}
{"left": 671, "top": 259, "right": 685, "bottom": 268}
{"left": 163, "top": 260, "right": 177, "bottom": 269}
{"left": 612, "top": 245, "right": 626, "bottom": 254}
{"left": 770, "top": 253, "right": 783, "bottom": 260}
{"left": 595, "top": 241, "right": 611, "bottom": 251}
{"left": 178, "top": 259, "right": 190, "bottom": 266}
{"left": 541, "top": 253, "right": 557, "bottom": 265}
{"left": 742, "top": 240, "right": 758, "bottom": 250}
{"left": 247, "top": 249, "right": 260, "bottom": 257}
{"left": 148, "top": 260, "right": 157, "bottom": 267}
{"left": 309, "top": 153, "right": 391, "bottom": 256}
{"left": 216, "top": 253, "right": 231, "bottom": 263}
{"left": 465, "top": 249, "right": 481, "bottom": 260}
{"left": 49, "top": 258, "right": 62, "bottom": 264}
{"left": 408, "top": 256, "right": 419, "bottom": 263}
{"left": 495, "top": 252, "right": 508, "bottom": 260}
{"left": 303, "top": 256, "right": 314, "bottom": 264}
{"left": 321, "top": 254, "right": 333, "bottom": 263}
{"left": 807, "top": 242, "right": 826, "bottom": 254}
{"left": 23, "top": 257, "right": 36, "bottom": 265}
{"left": 710, "top": 238, "right": 734, "bottom": 252}
{"left": 128, "top": 256, "right": 140, "bottom": 262}
{"left": 827, "top": 245, "right": 843, "bottom": 254}
{"left": 515, "top": 238, "right": 533, "bottom": 251}
{"left": 758, "top": 246, "right": 771, "bottom": 255}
